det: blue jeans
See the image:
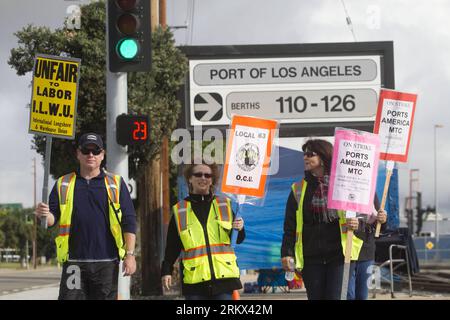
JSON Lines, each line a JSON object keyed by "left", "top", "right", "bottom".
{"left": 347, "top": 260, "right": 374, "bottom": 300}
{"left": 301, "top": 261, "right": 344, "bottom": 300}
{"left": 185, "top": 293, "right": 232, "bottom": 300}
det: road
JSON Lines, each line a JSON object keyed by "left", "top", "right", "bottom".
{"left": 0, "top": 267, "right": 60, "bottom": 296}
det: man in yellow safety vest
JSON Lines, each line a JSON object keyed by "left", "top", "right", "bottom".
{"left": 35, "top": 133, "right": 137, "bottom": 300}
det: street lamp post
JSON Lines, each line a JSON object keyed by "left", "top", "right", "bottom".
{"left": 434, "top": 124, "right": 443, "bottom": 260}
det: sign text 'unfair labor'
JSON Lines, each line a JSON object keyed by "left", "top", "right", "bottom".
{"left": 29, "top": 54, "right": 81, "bottom": 139}
{"left": 328, "top": 128, "right": 380, "bottom": 214}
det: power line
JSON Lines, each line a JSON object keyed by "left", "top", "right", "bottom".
{"left": 189, "top": 0, "right": 196, "bottom": 45}
{"left": 340, "top": 0, "right": 357, "bottom": 42}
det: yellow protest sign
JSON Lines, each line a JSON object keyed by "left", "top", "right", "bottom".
{"left": 29, "top": 54, "right": 81, "bottom": 139}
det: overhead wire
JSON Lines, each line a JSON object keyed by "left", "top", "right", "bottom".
{"left": 340, "top": 0, "right": 357, "bottom": 42}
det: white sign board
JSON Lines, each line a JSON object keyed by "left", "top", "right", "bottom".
{"left": 189, "top": 56, "right": 381, "bottom": 126}
{"left": 221, "top": 115, "right": 278, "bottom": 198}
{"left": 373, "top": 89, "right": 418, "bottom": 162}
{"left": 328, "top": 128, "right": 381, "bottom": 215}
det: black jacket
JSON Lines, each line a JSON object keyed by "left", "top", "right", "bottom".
{"left": 354, "top": 195, "right": 387, "bottom": 261}
{"left": 281, "top": 172, "right": 343, "bottom": 265}
{"left": 161, "top": 193, "right": 245, "bottom": 296}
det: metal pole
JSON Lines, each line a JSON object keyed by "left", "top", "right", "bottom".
{"left": 106, "top": 71, "right": 129, "bottom": 179}
{"left": 33, "top": 157, "right": 37, "bottom": 269}
{"left": 107, "top": 1, "right": 130, "bottom": 300}
{"left": 40, "top": 136, "right": 52, "bottom": 228}
{"left": 107, "top": 71, "right": 129, "bottom": 300}
{"left": 25, "top": 240, "right": 29, "bottom": 269}
{"left": 434, "top": 124, "right": 443, "bottom": 259}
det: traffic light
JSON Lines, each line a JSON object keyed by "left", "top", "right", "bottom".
{"left": 116, "top": 114, "right": 150, "bottom": 146}
{"left": 107, "top": 0, "right": 151, "bottom": 72}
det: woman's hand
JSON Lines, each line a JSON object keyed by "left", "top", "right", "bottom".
{"left": 346, "top": 217, "right": 359, "bottom": 231}
{"left": 232, "top": 217, "right": 244, "bottom": 231}
{"left": 377, "top": 209, "right": 387, "bottom": 224}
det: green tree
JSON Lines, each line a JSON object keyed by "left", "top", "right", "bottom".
{"left": 0, "top": 209, "right": 32, "bottom": 259}
{"left": 8, "top": 0, "right": 188, "bottom": 179}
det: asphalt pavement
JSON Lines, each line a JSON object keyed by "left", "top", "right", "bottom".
{"left": 0, "top": 266, "right": 60, "bottom": 299}
{"left": 0, "top": 267, "right": 448, "bottom": 300}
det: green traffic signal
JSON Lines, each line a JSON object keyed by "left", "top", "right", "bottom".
{"left": 117, "top": 38, "right": 139, "bottom": 60}
{"left": 107, "top": 0, "right": 151, "bottom": 72}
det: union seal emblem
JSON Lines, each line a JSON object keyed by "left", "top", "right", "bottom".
{"left": 236, "top": 143, "right": 259, "bottom": 172}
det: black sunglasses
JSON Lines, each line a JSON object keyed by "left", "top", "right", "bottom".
{"left": 192, "top": 172, "right": 213, "bottom": 179}
{"left": 304, "top": 151, "right": 318, "bottom": 158}
{"left": 80, "top": 147, "right": 102, "bottom": 156}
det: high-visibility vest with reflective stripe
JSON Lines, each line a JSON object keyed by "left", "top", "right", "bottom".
{"left": 291, "top": 179, "right": 363, "bottom": 270}
{"left": 55, "top": 171, "right": 126, "bottom": 263}
{"left": 172, "top": 197, "right": 240, "bottom": 284}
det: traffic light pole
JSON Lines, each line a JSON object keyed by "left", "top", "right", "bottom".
{"left": 106, "top": 71, "right": 129, "bottom": 179}
{"left": 106, "top": 71, "right": 131, "bottom": 300}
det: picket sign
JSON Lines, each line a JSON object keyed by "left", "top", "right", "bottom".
{"left": 221, "top": 115, "right": 278, "bottom": 246}
{"left": 373, "top": 89, "right": 418, "bottom": 237}
{"left": 29, "top": 54, "right": 81, "bottom": 228}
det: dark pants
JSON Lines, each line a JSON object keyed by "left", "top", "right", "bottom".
{"left": 347, "top": 260, "right": 374, "bottom": 300}
{"left": 58, "top": 261, "right": 119, "bottom": 300}
{"left": 185, "top": 292, "right": 232, "bottom": 300}
{"left": 301, "top": 261, "right": 344, "bottom": 300}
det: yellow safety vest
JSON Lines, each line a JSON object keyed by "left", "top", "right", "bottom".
{"left": 172, "top": 197, "right": 240, "bottom": 284}
{"left": 54, "top": 171, "right": 126, "bottom": 263}
{"left": 291, "top": 179, "right": 363, "bottom": 270}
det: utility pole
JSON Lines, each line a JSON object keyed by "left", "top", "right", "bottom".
{"left": 434, "top": 124, "right": 443, "bottom": 260}
{"left": 408, "top": 169, "right": 419, "bottom": 235}
{"left": 159, "top": 0, "right": 170, "bottom": 256}
{"left": 32, "top": 157, "right": 37, "bottom": 269}
{"left": 141, "top": 0, "right": 162, "bottom": 296}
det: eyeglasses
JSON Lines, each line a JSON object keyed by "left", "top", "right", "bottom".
{"left": 304, "top": 151, "right": 318, "bottom": 158}
{"left": 192, "top": 172, "right": 213, "bottom": 179}
{"left": 80, "top": 147, "right": 102, "bottom": 156}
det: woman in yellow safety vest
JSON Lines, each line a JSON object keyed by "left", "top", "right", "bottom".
{"left": 161, "top": 162, "right": 245, "bottom": 300}
{"left": 281, "top": 139, "right": 361, "bottom": 300}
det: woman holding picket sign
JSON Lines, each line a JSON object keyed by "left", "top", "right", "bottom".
{"left": 161, "top": 161, "right": 245, "bottom": 300}
{"left": 281, "top": 139, "right": 360, "bottom": 300}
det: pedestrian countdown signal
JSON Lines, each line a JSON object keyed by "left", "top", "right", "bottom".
{"left": 107, "top": 0, "right": 151, "bottom": 72}
{"left": 116, "top": 114, "right": 150, "bottom": 146}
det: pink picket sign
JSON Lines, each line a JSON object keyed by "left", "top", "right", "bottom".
{"left": 328, "top": 128, "right": 381, "bottom": 215}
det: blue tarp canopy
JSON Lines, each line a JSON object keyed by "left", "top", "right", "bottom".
{"left": 177, "top": 146, "right": 399, "bottom": 270}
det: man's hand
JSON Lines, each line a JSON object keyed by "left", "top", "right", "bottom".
{"left": 232, "top": 217, "right": 244, "bottom": 231}
{"left": 122, "top": 255, "right": 136, "bottom": 276}
{"left": 35, "top": 202, "right": 55, "bottom": 227}
{"left": 162, "top": 275, "right": 172, "bottom": 291}
{"left": 377, "top": 209, "right": 387, "bottom": 224}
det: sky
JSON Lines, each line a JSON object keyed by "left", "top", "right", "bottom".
{"left": 0, "top": 0, "right": 449, "bottom": 219}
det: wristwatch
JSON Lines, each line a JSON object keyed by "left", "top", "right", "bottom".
{"left": 126, "top": 250, "right": 135, "bottom": 257}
